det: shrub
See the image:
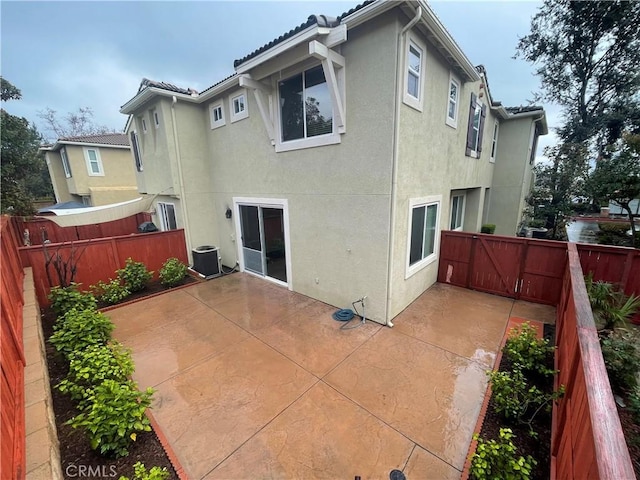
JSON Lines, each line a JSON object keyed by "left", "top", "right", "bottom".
{"left": 49, "top": 308, "right": 114, "bottom": 358}
{"left": 596, "top": 222, "right": 632, "bottom": 247}
{"left": 68, "top": 379, "right": 154, "bottom": 458}
{"left": 118, "top": 462, "right": 169, "bottom": 480}
{"left": 502, "top": 322, "right": 556, "bottom": 376}
{"left": 600, "top": 328, "right": 640, "bottom": 393}
{"left": 585, "top": 274, "right": 640, "bottom": 330}
{"left": 628, "top": 386, "right": 640, "bottom": 424}
{"left": 92, "top": 279, "right": 131, "bottom": 305}
{"left": 159, "top": 257, "right": 187, "bottom": 287}
{"left": 117, "top": 258, "right": 153, "bottom": 293}
{"left": 48, "top": 283, "right": 97, "bottom": 316}
{"left": 470, "top": 428, "right": 536, "bottom": 480}
{"left": 481, "top": 224, "right": 496, "bottom": 234}
{"left": 57, "top": 342, "right": 134, "bottom": 406}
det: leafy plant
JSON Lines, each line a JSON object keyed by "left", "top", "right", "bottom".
{"left": 600, "top": 328, "right": 640, "bottom": 393}
{"left": 470, "top": 428, "right": 536, "bottom": 480}
{"left": 159, "top": 257, "right": 187, "bottom": 287}
{"left": 628, "top": 386, "right": 640, "bottom": 424}
{"left": 502, "top": 322, "right": 556, "bottom": 376}
{"left": 49, "top": 308, "right": 114, "bottom": 358}
{"left": 585, "top": 274, "right": 640, "bottom": 330}
{"left": 48, "top": 283, "right": 96, "bottom": 316}
{"left": 92, "top": 278, "right": 131, "bottom": 305}
{"left": 481, "top": 224, "right": 496, "bottom": 234}
{"left": 117, "top": 258, "right": 153, "bottom": 293}
{"left": 68, "top": 379, "right": 154, "bottom": 458}
{"left": 118, "top": 462, "right": 169, "bottom": 480}
{"left": 57, "top": 342, "right": 134, "bottom": 406}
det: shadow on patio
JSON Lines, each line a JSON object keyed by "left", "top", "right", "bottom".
{"left": 108, "top": 273, "right": 555, "bottom": 479}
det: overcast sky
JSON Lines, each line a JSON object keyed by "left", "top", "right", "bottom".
{"left": 1, "top": 0, "right": 559, "bottom": 154}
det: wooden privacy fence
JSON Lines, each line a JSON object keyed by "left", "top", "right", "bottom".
{"left": 0, "top": 216, "right": 26, "bottom": 479}
{"left": 11, "top": 213, "right": 151, "bottom": 246}
{"left": 553, "top": 243, "right": 634, "bottom": 479}
{"left": 19, "top": 229, "right": 188, "bottom": 307}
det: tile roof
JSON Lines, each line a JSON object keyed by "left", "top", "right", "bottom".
{"left": 138, "top": 77, "right": 197, "bottom": 96}
{"left": 59, "top": 133, "right": 130, "bottom": 146}
{"left": 506, "top": 105, "right": 544, "bottom": 114}
{"left": 199, "top": 73, "right": 238, "bottom": 96}
{"left": 233, "top": 0, "right": 375, "bottom": 68}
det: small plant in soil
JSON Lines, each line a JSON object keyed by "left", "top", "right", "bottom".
{"left": 584, "top": 273, "right": 640, "bottom": 331}
{"left": 470, "top": 428, "right": 536, "bottom": 480}
{"left": 159, "top": 257, "right": 187, "bottom": 287}
{"left": 117, "top": 258, "right": 153, "bottom": 293}
{"left": 92, "top": 278, "right": 131, "bottom": 305}
{"left": 119, "top": 462, "right": 170, "bottom": 480}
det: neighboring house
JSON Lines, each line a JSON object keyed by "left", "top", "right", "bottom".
{"left": 120, "top": 0, "right": 547, "bottom": 325}
{"left": 41, "top": 133, "right": 139, "bottom": 207}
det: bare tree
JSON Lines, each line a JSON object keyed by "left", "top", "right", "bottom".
{"left": 38, "top": 106, "right": 116, "bottom": 141}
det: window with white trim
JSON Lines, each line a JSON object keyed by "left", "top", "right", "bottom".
{"left": 230, "top": 92, "right": 248, "bottom": 123}
{"left": 157, "top": 202, "right": 177, "bottom": 230}
{"left": 84, "top": 148, "right": 104, "bottom": 176}
{"left": 446, "top": 76, "right": 460, "bottom": 128}
{"left": 141, "top": 116, "right": 147, "bottom": 133}
{"left": 465, "top": 93, "right": 486, "bottom": 158}
{"left": 450, "top": 194, "right": 465, "bottom": 230}
{"left": 403, "top": 34, "right": 426, "bottom": 111}
{"left": 490, "top": 121, "right": 499, "bottom": 163}
{"left": 130, "top": 131, "right": 143, "bottom": 172}
{"left": 60, "top": 147, "right": 72, "bottom": 178}
{"left": 407, "top": 196, "right": 441, "bottom": 277}
{"left": 210, "top": 103, "right": 225, "bottom": 129}
{"left": 153, "top": 110, "right": 160, "bottom": 128}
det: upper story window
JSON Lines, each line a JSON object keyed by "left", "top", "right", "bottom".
{"left": 130, "top": 131, "right": 143, "bottom": 172}
{"left": 490, "top": 121, "right": 499, "bottom": 163}
{"left": 406, "top": 195, "right": 441, "bottom": 278}
{"left": 84, "top": 147, "right": 104, "bottom": 176}
{"left": 230, "top": 92, "right": 248, "bottom": 123}
{"left": 279, "top": 65, "right": 333, "bottom": 143}
{"left": 403, "top": 33, "right": 426, "bottom": 111}
{"left": 153, "top": 110, "right": 160, "bottom": 128}
{"left": 60, "top": 147, "right": 72, "bottom": 178}
{"left": 465, "top": 93, "right": 486, "bottom": 158}
{"left": 210, "top": 102, "right": 225, "bottom": 129}
{"left": 141, "top": 116, "right": 148, "bottom": 133}
{"left": 446, "top": 76, "right": 460, "bottom": 128}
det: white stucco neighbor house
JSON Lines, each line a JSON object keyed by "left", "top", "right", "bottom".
{"left": 120, "top": 0, "right": 547, "bottom": 325}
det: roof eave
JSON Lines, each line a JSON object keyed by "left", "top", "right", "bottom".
{"left": 120, "top": 87, "right": 199, "bottom": 115}
{"left": 197, "top": 76, "right": 241, "bottom": 103}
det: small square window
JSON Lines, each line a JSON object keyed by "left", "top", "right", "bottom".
{"left": 210, "top": 103, "right": 225, "bottom": 129}
{"left": 230, "top": 91, "right": 249, "bottom": 123}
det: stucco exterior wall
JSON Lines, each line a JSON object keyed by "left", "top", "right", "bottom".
{"left": 45, "top": 151, "right": 72, "bottom": 203}
{"left": 486, "top": 118, "right": 535, "bottom": 236}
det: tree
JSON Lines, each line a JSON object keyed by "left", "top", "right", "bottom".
{"left": 517, "top": 0, "right": 640, "bottom": 147}
{"left": 38, "top": 106, "right": 115, "bottom": 141}
{"left": 1, "top": 77, "right": 45, "bottom": 215}
{"left": 587, "top": 134, "right": 640, "bottom": 247}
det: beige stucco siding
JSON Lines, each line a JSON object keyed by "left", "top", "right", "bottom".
{"left": 45, "top": 151, "right": 72, "bottom": 203}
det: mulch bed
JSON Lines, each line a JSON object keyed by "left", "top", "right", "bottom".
{"left": 617, "top": 402, "right": 640, "bottom": 478}
{"left": 41, "top": 277, "right": 201, "bottom": 479}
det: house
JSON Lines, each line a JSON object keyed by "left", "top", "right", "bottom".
{"left": 120, "top": 0, "right": 547, "bottom": 325}
{"left": 41, "top": 133, "right": 139, "bottom": 207}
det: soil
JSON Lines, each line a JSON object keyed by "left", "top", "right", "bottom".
{"left": 617, "top": 402, "right": 640, "bottom": 478}
{"left": 40, "top": 278, "right": 201, "bottom": 479}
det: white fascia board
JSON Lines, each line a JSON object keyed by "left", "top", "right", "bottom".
{"left": 53, "top": 141, "right": 131, "bottom": 150}
{"left": 341, "top": 0, "right": 397, "bottom": 28}
{"left": 120, "top": 88, "right": 198, "bottom": 114}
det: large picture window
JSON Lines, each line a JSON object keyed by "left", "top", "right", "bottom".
{"left": 279, "top": 65, "right": 333, "bottom": 142}
{"left": 406, "top": 196, "right": 441, "bottom": 278}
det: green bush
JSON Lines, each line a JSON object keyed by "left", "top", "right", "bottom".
{"left": 68, "top": 379, "right": 154, "bottom": 458}
{"left": 481, "top": 224, "right": 496, "bottom": 234}
{"left": 503, "top": 322, "right": 556, "bottom": 376}
{"left": 48, "top": 283, "right": 97, "bottom": 316}
{"left": 470, "top": 428, "right": 536, "bottom": 480}
{"left": 628, "top": 386, "right": 640, "bottom": 424}
{"left": 596, "top": 222, "right": 633, "bottom": 247}
{"left": 600, "top": 328, "right": 640, "bottom": 393}
{"left": 57, "top": 342, "right": 134, "bottom": 406}
{"left": 49, "top": 308, "right": 114, "bottom": 358}
{"left": 92, "top": 279, "right": 131, "bottom": 305}
{"left": 159, "top": 257, "right": 187, "bottom": 287}
{"left": 585, "top": 274, "right": 640, "bottom": 330}
{"left": 117, "top": 258, "right": 153, "bottom": 293}
{"left": 528, "top": 219, "right": 546, "bottom": 229}
{"left": 119, "top": 462, "right": 169, "bottom": 480}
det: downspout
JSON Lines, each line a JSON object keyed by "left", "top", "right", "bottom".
{"left": 170, "top": 96, "right": 193, "bottom": 256}
{"left": 384, "top": 5, "right": 422, "bottom": 328}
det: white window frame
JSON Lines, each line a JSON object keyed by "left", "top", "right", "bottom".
{"left": 470, "top": 100, "right": 484, "bottom": 158}
{"left": 446, "top": 74, "right": 460, "bottom": 128}
{"left": 490, "top": 121, "right": 499, "bottom": 163}
{"left": 153, "top": 110, "right": 160, "bottom": 128}
{"left": 275, "top": 63, "right": 342, "bottom": 153}
{"left": 406, "top": 195, "right": 441, "bottom": 279}
{"left": 403, "top": 33, "right": 426, "bottom": 112}
{"left": 230, "top": 90, "right": 249, "bottom": 123}
{"left": 60, "top": 147, "right": 72, "bottom": 178}
{"left": 141, "top": 116, "right": 148, "bottom": 134}
{"left": 157, "top": 202, "right": 177, "bottom": 231}
{"left": 210, "top": 102, "right": 225, "bottom": 129}
{"left": 83, "top": 147, "right": 104, "bottom": 176}
{"left": 130, "top": 131, "right": 143, "bottom": 172}
{"left": 450, "top": 194, "right": 465, "bottom": 231}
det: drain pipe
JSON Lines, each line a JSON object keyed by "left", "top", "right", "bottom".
{"left": 384, "top": 5, "right": 422, "bottom": 328}
{"left": 171, "top": 96, "right": 193, "bottom": 255}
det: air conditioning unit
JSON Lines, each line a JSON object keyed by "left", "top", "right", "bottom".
{"left": 192, "top": 245, "right": 221, "bottom": 279}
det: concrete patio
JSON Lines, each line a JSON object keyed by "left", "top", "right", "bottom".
{"left": 108, "top": 273, "right": 555, "bottom": 479}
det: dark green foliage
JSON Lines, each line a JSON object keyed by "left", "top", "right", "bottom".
{"left": 470, "top": 428, "right": 536, "bottom": 480}
{"left": 600, "top": 328, "right": 640, "bottom": 393}
{"left": 49, "top": 308, "right": 113, "bottom": 358}
{"left": 117, "top": 258, "right": 153, "bottom": 293}
{"left": 48, "top": 283, "right": 97, "bottom": 316}
{"left": 92, "top": 279, "right": 131, "bottom": 305}
{"left": 585, "top": 274, "right": 640, "bottom": 330}
{"left": 628, "top": 387, "right": 640, "bottom": 424}
{"left": 118, "top": 462, "right": 169, "bottom": 480}
{"left": 159, "top": 257, "right": 187, "bottom": 287}
{"left": 481, "top": 224, "right": 496, "bottom": 234}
